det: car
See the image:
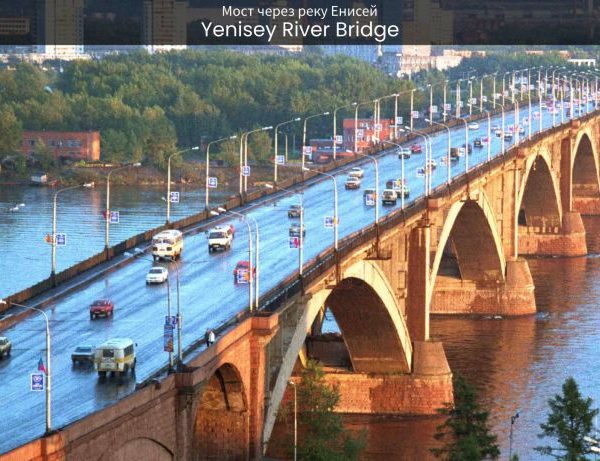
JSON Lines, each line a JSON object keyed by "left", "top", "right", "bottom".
{"left": 382, "top": 189, "right": 398, "bottom": 205}
{"left": 71, "top": 345, "right": 95, "bottom": 365}
{"left": 427, "top": 159, "right": 437, "bottom": 170}
{"left": 0, "top": 337, "right": 11, "bottom": 359}
{"left": 450, "top": 147, "right": 463, "bottom": 159}
{"left": 288, "top": 204, "right": 302, "bottom": 219}
{"left": 468, "top": 122, "right": 479, "bottom": 130}
{"left": 208, "top": 225, "right": 234, "bottom": 252}
{"left": 474, "top": 137, "right": 483, "bottom": 148}
{"left": 348, "top": 167, "right": 364, "bottom": 178}
{"left": 233, "top": 261, "right": 256, "bottom": 283}
{"left": 398, "top": 148, "right": 411, "bottom": 159}
{"left": 411, "top": 144, "right": 422, "bottom": 154}
{"left": 504, "top": 132, "right": 513, "bottom": 140}
{"left": 345, "top": 176, "right": 361, "bottom": 190}
{"left": 146, "top": 266, "right": 168, "bottom": 284}
{"left": 462, "top": 143, "right": 473, "bottom": 154}
{"left": 289, "top": 223, "right": 306, "bottom": 237}
{"left": 90, "top": 299, "right": 114, "bottom": 320}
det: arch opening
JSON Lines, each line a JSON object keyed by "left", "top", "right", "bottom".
{"left": 519, "top": 156, "right": 561, "bottom": 229}
{"left": 193, "top": 363, "right": 248, "bottom": 461}
{"left": 573, "top": 134, "right": 600, "bottom": 199}
{"left": 102, "top": 438, "right": 173, "bottom": 461}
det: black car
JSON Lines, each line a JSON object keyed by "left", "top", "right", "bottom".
{"left": 289, "top": 224, "right": 306, "bottom": 237}
{"left": 288, "top": 205, "right": 302, "bottom": 219}
{"left": 71, "top": 345, "right": 95, "bottom": 365}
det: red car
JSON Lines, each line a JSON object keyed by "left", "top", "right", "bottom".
{"left": 90, "top": 299, "right": 114, "bottom": 320}
{"left": 233, "top": 261, "right": 255, "bottom": 283}
{"left": 411, "top": 144, "right": 422, "bottom": 154}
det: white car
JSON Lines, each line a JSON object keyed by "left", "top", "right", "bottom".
{"left": 468, "top": 122, "right": 480, "bottom": 130}
{"left": 348, "top": 167, "right": 364, "bottom": 178}
{"left": 208, "top": 225, "right": 234, "bottom": 252}
{"left": 146, "top": 266, "right": 168, "bottom": 284}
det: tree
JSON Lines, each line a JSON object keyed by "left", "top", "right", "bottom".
{"left": 432, "top": 374, "right": 500, "bottom": 461}
{"left": 290, "top": 359, "right": 365, "bottom": 461}
{"left": 535, "top": 377, "right": 599, "bottom": 460}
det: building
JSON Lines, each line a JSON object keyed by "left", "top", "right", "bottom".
{"left": 22, "top": 131, "right": 100, "bottom": 162}
{"left": 342, "top": 118, "right": 395, "bottom": 152}
{"left": 143, "top": 0, "right": 188, "bottom": 53}
{"left": 0, "top": 18, "right": 30, "bottom": 36}
{"left": 402, "top": 0, "right": 453, "bottom": 44}
{"left": 568, "top": 58, "right": 596, "bottom": 67}
{"left": 35, "top": 0, "right": 84, "bottom": 58}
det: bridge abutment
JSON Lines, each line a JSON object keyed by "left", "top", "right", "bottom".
{"left": 430, "top": 258, "right": 536, "bottom": 316}
{"left": 518, "top": 211, "right": 588, "bottom": 257}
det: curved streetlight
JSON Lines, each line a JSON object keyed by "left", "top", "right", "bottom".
{"left": 105, "top": 162, "right": 142, "bottom": 256}
{"left": 470, "top": 105, "right": 493, "bottom": 161}
{"left": 51, "top": 184, "right": 85, "bottom": 279}
{"left": 166, "top": 146, "right": 199, "bottom": 224}
{"left": 444, "top": 114, "right": 469, "bottom": 172}
{"left": 265, "top": 183, "right": 304, "bottom": 276}
{"left": 302, "top": 112, "right": 329, "bottom": 171}
{"left": 353, "top": 151, "right": 379, "bottom": 224}
{"left": 405, "top": 127, "right": 434, "bottom": 195}
{"left": 381, "top": 140, "right": 407, "bottom": 210}
{"left": 204, "top": 135, "right": 237, "bottom": 210}
{"left": 427, "top": 119, "right": 452, "bottom": 183}
{"left": 333, "top": 103, "right": 357, "bottom": 161}
{"left": 0, "top": 300, "right": 51, "bottom": 434}
{"left": 239, "top": 126, "right": 273, "bottom": 196}
{"left": 302, "top": 167, "right": 338, "bottom": 250}
{"left": 215, "top": 207, "right": 259, "bottom": 311}
{"left": 274, "top": 118, "right": 301, "bottom": 182}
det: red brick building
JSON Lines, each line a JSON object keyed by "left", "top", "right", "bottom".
{"left": 343, "top": 118, "right": 396, "bottom": 152}
{"left": 22, "top": 131, "right": 101, "bottom": 162}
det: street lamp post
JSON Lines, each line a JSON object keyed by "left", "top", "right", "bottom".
{"left": 165, "top": 256, "right": 183, "bottom": 367}
{"left": 239, "top": 126, "right": 272, "bottom": 197}
{"left": 0, "top": 300, "right": 51, "bottom": 434}
{"left": 289, "top": 380, "right": 297, "bottom": 461}
{"left": 274, "top": 118, "right": 301, "bottom": 182}
{"left": 265, "top": 183, "right": 304, "bottom": 276}
{"left": 382, "top": 140, "right": 407, "bottom": 209}
{"left": 51, "top": 184, "right": 84, "bottom": 279}
{"left": 205, "top": 136, "right": 237, "bottom": 210}
{"left": 302, "top": 112, "right": 329, "bottom": 171}
{"left": 427, "top": 119, "right": 452, "bottom": 183}
{"left": 446, "top": 115, "right": 469, "bottom": 172}
{"left": 410, "top": 88, "right": 416, "bottom": 131}
{"left": 105, "top": 163, "right": 141, "bottom": 257}
{"left": 332, "top": 104, "right": 356, "bottom": 161}
{"left": 302, "top": 167, "right": 338, "bottom": 250}
{"left": 353, "top": 151, "right": 379, "bottom": 224}
{"left": 406, "top": 127, "right": 434, "bottom": 194}
{"left": 166, "top": 146, "right": 199, "bottom": 224}
{"left": 353, "top": 101, "right": 371, "bottom": 153}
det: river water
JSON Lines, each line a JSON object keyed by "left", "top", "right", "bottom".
{"left": 0, "top": 185, "right": 228, "bottom": 299}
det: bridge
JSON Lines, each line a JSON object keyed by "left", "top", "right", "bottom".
{"left": 2, "top": 85, "right": 600, "bottom": 460}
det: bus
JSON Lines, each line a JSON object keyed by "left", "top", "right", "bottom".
{"left": 152, "top": 229, "right": 183, "bottom": 261}
{"left": 94, "top": 338, "right": 136, "bottom": 379}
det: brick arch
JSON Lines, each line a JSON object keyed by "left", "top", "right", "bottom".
{"left": 100, "top": 437, "right": 173, "bottom": 461}
{"left": 262, "top": 259, "right": 412, "bottom": 453}
{"left": 192, "top": 363, "right": 249, "bottom": 461}
{"left": 572, "top": 131, "right": 600, "bottom": 200}
{"left": 430, "top": 191, "right": 506, "bottom": 294}
{"left": 517, "top": 152, "right": 562, "bottom": 226}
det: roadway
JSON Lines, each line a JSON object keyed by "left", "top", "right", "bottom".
{"left": 0, "top": 100, "right": 592, "bottom": 453}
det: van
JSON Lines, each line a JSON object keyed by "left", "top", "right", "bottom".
{"left": 152, "top": 229, "right": 183, "bottom": 261}
{"left": 382, "top": 189, "right": 398, "bottom": 205}
{"left": 94, "top": 338, "right": 136, "bottom": 378}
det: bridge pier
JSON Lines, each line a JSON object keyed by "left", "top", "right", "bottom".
{"left": 430, "top": 258, "right": 536, "bottom": 316}
{"left": 518, "top": 211, "right": 588, "bottom": 257}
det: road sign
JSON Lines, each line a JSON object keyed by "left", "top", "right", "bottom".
{"left": 276, "top": 155, "right": 285, "bottom": 165}
{"left": 236, "top": 269, "right": 249, "bottom": 284}
{"left": 56, "top": 233, "right": 66, "bottom": 246}
{"left": 493, "top": 93, "right": 501, "bottom": 100}
{"left": 163, "top": 324, "right": 174, "bottom": 352}
{"left": 443, "top": 103, "right": 451, "bottom": 111}
{"left": 430, "top": 105, "right": 438, "bottom": 113}
{"left": 169, "top": 191, "right": 180, "bottom": 203}
{"left": 356, "top": 129, "right": 364, "bottom": 139}
{"left": 375, "top": 123, "right": 382, "bottom": 131}
{"left": 207, "top": 176, "right": 218, "bottom": 188}
{"left": 411, "top": 111, "right": 419, "bottom": 118}
{"left": 395, "top": 116, "right": 403, "bottom": 125}
{"left": 289, "top": 236, "right": 300, "bottom": 249}
{"left": 44, "top": 234, "right": 52, "bottom": 244}
{"left": 165, "top": 315, "right": 177, "bottom": 326}
{"left": 335, "top": 135, "right": 343, "bottom": 144}
{"left": 302, "top": 146, "right": 312, "bottom": 154}
{"left": 482, "top": 96, "right": 488, "bottom": 102}
{"left": 469, "top": 97, "right": 477, "bottom": 105}
{"left": 30, "top": 373, "right": 44, "bottom": 391}
{"left": 458, "top": 101, "right": 464, "bottom": 108}
{"left": 503, "top": 90, "right": 509, "bottom": 97}
{"left": 110, "top": 211, "right": 119, "bottom": 224}
{"left": 242, "top": 165, "right": 251, "bottom": 177}
{"left": 364, "top": 193, "right": 375, "bottom": 206}
{"left": 324, "top": 216, "right": 336, "bottom": 228}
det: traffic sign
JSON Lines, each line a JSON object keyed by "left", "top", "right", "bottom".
{"left": 165, "top": 315, "right": 177, "bottom": 326}
{"left": 163, "top": 324, "right": 174, "bottom": 352}
{"left": 356, "top": 129, "right": 364, "bottom": 139}
{"left": 375, "top": 123, "right": 382, "bottom": 131}
{"left": 289, "top": 236, "right": 300, "bottom": 249}
{"left": 395, "top": 116, "right": 403, "bottom": 125}
{"left": 169, "top": 191, "right": 180, "bottom": 203}
{"left": 324, "top": 216, "right": 336, "bottom": 228}
{"left": 335, "top": 135, "right": 343, "bottom": 144}
{"left": 411, "top": 111, "right": 419, "bottom": 118}
{"left": 236, "top": 268, "right": 249, "bottom": 284}
{"left": 430, "top": 105, "right": 438, "bottom": 113}
{"left": 443, "top": 103, "right": 452, "bottom": 111}
{"left": 30, "top": 373, "right": 44, "bottom": 391}
{"left": 276, "top": 155, "right": 285, "bottom": 165}
{"left": 469, "top": 97, "right": 477, "bottom": 105}
{"left": 364, "top": 193, "right": 375, "bottom": 206}
{"left": 56, "top": 233, "right": 66, "bottom": 246}
{"left": 110, "top": 211, "right": 119, "bottom": 224}
{"left": 482, "top": 96, "right": 488, "bottom": 102}
{"left": 207, "top": 176, "right": 218, "bottom": 188}
{"left": 242, "top": 165, "right": 251, "bottom": 177}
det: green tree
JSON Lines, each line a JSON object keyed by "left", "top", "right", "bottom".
{"left": 291, "top": 359, "right": 365, "bottom": 461}
{"left": 0, "top": 105, "right": 22, "bottom": 156}
{"left": 535, "top": 377, "right": 599, "bottom": 460}
{"left": 432, "top": 374, "right": 500, "bottom": 461}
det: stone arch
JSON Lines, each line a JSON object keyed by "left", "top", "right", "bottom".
{"left": 517, "top": 151, "right": 562, "bottom": 227}
{"left": 100, "top": 437, "right": 173, "bottom": 461}
{"left": 262, "top": 259, "right": 412, "bottom": 452}
{"left": 430, "top": 191, "right": 506, "bottom": 297}
{"left": 572, "top": 131, "right": 600, "bottom": 200}
{"left": 193, "top": 363, "right": 248, "bottom": 461}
